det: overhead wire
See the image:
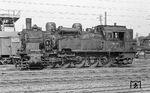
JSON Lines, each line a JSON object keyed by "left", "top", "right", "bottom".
{"left": 1, "top": 0, "right": 148, "bottom": 36}
{"left": 0, "top": 0, "right": 149, "bottom": 25}
{"left": 0, "top": 9, "right": 146, "bottom": 18}
{"left": 0, "top": 0, "right": 149, "bottom": 12}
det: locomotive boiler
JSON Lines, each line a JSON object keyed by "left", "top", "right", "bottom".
{"left": 15, "top": 18, "right": 137, "bottom": 70}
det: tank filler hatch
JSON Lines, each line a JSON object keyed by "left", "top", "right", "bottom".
{"left": 58, "top": 27, "right": 80, "bottom": 36}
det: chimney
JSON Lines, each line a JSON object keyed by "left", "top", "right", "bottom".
{"left": 26, "top": 18, "right": 32, "bottom": 29}
{"left": 114, "top": 23, "right": 117, "bottom": 26}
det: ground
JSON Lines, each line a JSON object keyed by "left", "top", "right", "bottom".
{"left": 0, "top": 58, "right": 150, "bottom": 93}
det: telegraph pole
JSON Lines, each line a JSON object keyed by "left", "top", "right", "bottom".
{"left": 99, "top": 14, "right": 103, "bottom": 25}
{"left": 104, "top": 11, "right": 107, "bottom": 26}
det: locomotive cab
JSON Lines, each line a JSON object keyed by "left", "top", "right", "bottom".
{"left": 102, "top": 24, "right": 136, "bottom": 64}
{"left": 106, "top": 32, "right": 125, "bottom": 41}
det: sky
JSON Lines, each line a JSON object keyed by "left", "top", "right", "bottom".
{"left": 0, "top": 0, "right": 150, "bottom": 37}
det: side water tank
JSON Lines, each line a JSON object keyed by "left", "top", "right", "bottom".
{"left": 72, "top": 23, "right": 82, "bottom": 31}
{"left": 46, "top": 22, "right": 56, "bottom": 32}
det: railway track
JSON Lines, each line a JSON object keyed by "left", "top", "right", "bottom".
{"left": 21, "top": 84, "right": 150, "bottom": 93}
{"left": 0, "top": 72, "right": 150, "bottom": 85}
{"left": 1, "top": 71, "right": 150, "bottom": 93}
{"left": 0, "top": 59, "right": 150, "bottom": 93}
{"left": 2, "top": 83, "right": 150, "bottom": 93}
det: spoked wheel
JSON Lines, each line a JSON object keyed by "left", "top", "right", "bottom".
{"left": 123, "top": 59, "right": 128, "bottom": 64}
{"left": 75, "top": 61, "right": 84, "bottom": 68}
{"left": 61, "top": 62, "right": 70, "bottom": 68}
{"left": 101, "top": 56, "right": 111, "bottom": 67}
{"left": 83, "top": 57, "right": 90, "bottom": 67}
{"left": 47, "top": 62, "right": 61, "bottom": 68}
{"left": 61, "top": 58, "right": 71, "bottom": 68}
{"left": 75, "top": 56, "right": 85, "bottom": 68}
{"left": 48, "top": 62, "right": 55, "bottom": 68}
{"left": 95, "top": 57, "right": 103, "bottom": 67}
{"left": 55, "top": 62, "right": 61, "bottom": 68}
{"left": 90, "top": 57, "right": 99, "bottom": 68}
{"left": 127, "top": 58, "right": 133, "bottom": 64}
{"left": 70, "top": 62, "right": 75, "bottom": 68}
{"left": 62, "top": 62, "right": 75, "bottom": 68}
{"left": 109, "top": 58, "right": 117, "bottom": 67}
{"left": 1, "top": 60, "right": 7, "bottom": 65}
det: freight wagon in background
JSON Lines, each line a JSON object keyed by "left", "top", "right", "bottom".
{"left": 136, "top": 34, "right": 150, "bottom": 58}
{"left": 0, "top": 10, "right": 21, "bottom": 64}
{"left": 0, "top": 32, "right": 20, "bottom": 64}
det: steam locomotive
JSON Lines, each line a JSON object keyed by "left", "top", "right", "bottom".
{"left": 15, "top": 18, "right": 137, "bottom": 70}
{"left": 136, "top": 34, "right": 150, "bottom": 58}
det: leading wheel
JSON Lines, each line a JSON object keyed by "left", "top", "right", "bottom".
{"left": 15, "top": 62, "right": 23, "bottom": 70}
